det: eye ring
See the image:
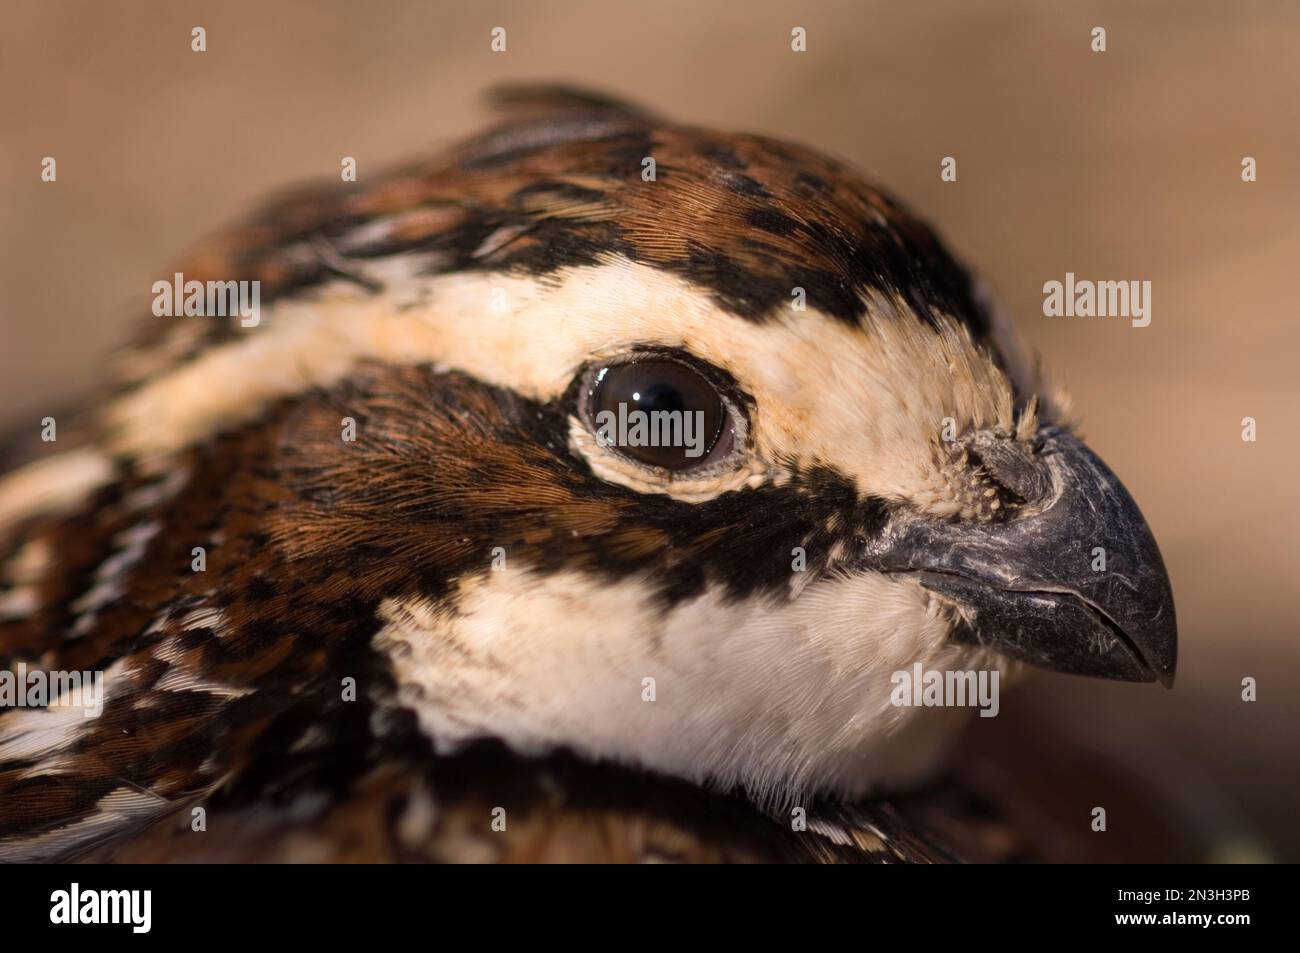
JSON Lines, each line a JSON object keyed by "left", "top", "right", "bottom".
{"left": 577, "top": 351, "right": 745, "bottom": 475}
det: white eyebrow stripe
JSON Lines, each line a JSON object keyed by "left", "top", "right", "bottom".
{"left": 104, "top": 256, "right": 1017, "bottom": 516}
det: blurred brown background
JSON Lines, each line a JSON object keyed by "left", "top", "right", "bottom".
{"left": 2, "top": 0, "right": 1297, "bottom": 859}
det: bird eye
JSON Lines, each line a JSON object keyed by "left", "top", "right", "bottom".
{"left": 586, "top": 358, "right": 731, "bottom": 471}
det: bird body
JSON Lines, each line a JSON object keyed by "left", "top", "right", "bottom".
{"left": 0, "top": 86, "right": 1176, "bottom": 862}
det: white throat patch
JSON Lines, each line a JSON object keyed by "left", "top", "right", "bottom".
{"left": 374, "top": 566, "right": 1005, "bottom": 807}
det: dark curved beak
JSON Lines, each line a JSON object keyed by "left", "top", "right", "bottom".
{"left": 877, "top": 426, "right": 1177, "bottom": 685}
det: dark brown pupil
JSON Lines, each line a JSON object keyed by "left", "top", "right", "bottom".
{"left": 591, "top": 360, "right": 726, "bottom": 470}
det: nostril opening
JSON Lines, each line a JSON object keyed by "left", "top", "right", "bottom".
{"left": 961, "top": 432, "right": 1053, "bottom": 510}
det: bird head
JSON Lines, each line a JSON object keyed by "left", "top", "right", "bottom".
{"left": 15, "top": 87, "right": 1176, "bottom": 820}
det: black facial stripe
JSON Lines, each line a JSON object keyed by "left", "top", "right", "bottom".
{"left": 269, "top": 364, "right": 891, "bottom": 614}
{"left": 481, "top": 414, "right": 891, "bottom": 609}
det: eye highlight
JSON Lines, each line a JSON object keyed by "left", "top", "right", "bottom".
{"left": 585, "top": 357, "right": 732, "bottom": 471}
